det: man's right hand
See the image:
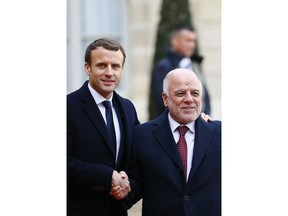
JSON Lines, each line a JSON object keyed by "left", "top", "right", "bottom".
{"left": 111, "top": 171, "right": 130, "bottom": 200}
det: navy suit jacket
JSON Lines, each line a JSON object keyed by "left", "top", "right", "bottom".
{"left": 128, "top": 110, "right": 221, "bottom": 216}
{"left": 67, "top": 81, "right": 139, "bottom": 216}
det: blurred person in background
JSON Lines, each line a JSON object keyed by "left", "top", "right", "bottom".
{"left": 149, "top": 25, "right": 211, "bottom": 120}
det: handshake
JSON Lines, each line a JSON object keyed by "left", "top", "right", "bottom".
{"left": 110, "top": 170, "right": 131, "bottom": 200}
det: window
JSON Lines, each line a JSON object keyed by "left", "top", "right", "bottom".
{"left": 67, "top": 0, "right": 128, "bottom": 94}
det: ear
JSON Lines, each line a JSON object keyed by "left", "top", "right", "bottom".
{"left": 171, "top": 36, "right": 177, "bottom": 48}
{"left": 120, "top": 67, "right": 124, "bottom": 77}
{"left": 84, "top": 63, "right": 90, "bottom": 76}
{"left": 162, "top": 92, "right": 168, "bottom": 107}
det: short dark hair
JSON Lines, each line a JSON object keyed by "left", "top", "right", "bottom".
{"left": 169, "top": 25, "right": 195, "bottom": 40}
{"left": 84, "top": 38, "right": 126, "bottom": 66}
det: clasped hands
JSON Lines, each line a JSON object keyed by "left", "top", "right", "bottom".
{"left": 110, "top": 170, "right": 130, "bottom": 200}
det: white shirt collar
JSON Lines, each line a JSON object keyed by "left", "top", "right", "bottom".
{"left": 179, "top": 57, "right": 192, "bottom": 69}
{"left": 168, "top": 112, "right": 195, "bottom": 134}
{"left": 87, "top": 82, "right": 113, "bottom": 105}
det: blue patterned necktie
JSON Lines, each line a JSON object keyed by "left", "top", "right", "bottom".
{"left": 102, "top": 100, "right": 116, "bottom": 153}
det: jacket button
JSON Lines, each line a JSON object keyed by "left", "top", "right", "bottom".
{"left": 184, "top": 195, "right": 189, "bottom": 201}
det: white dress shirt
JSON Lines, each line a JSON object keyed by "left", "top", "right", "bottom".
{"left": 88, "top": 83, "right": 121, "bottom": 162}
{"left": 179, "top": 57, "right": 193, "bottom": 70}
{"left": 168, "top": 113, "right": 195, "bottom": 181}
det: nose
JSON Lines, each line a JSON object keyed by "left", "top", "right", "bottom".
{"left": 184, "top": 92, "right": 194, "bottom": 102}
{"left": 105, "top": 66, "right": 114, "bottom": 76}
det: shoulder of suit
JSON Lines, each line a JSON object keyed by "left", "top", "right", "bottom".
{"left": 113, "top": 92, "right": 136, "bottom": 111}
{"left": 113, "top": 92, "right": 132, "bottom": 104}
{"left": 208, "top": 120, "right": 221, "bottom": 130}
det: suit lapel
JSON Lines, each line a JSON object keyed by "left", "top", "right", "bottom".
{"left": 188, "top": 117, "right": 214, "bottom": 181}
{"left": 153, "top": 112, "right": 183, "bottom": 170}
{"left": 80, "top": 82, "right": 116, "bottom": 157}
{"left": 112, "top": 95, "right": 125, "bottom": 168}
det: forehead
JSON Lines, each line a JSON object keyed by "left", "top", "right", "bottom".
{"left": 169, "top": 74, "right": 201, "bottom": 91}
{"left": 91, "top": 47, "right": 124, "bottom": 62}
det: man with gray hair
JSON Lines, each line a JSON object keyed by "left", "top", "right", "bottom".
{"left": 112, "top": 68, "right": 221, "bottom": 216}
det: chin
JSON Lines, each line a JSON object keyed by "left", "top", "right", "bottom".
{"left": 179, "top": 117, "right": 195, "bottom": 124}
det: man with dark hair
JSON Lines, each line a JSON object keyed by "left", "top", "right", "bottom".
{"left": 149, "top": 26, "right": 211, "bottom": 120}
{"left": 67, "top": 38, "right": 139, "bottom": 216}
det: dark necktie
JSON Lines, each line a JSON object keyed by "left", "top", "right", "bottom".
{"left": 177, "top": 126, "right": 189, "bottom": 180}
{"left": 102, "top": 101, "right": 116, "bottom": 153}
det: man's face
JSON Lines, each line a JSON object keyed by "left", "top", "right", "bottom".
{"left": 162, "top": 70, "right": 202, "bottom": 124}
{"left": 84, "top": 47, "right": 124, "bottom": 99}
{"left": 172, "top": 30, "right": 197, "bottom": 57}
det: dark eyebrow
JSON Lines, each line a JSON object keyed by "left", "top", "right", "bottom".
{"left": 112, "top": 63, "right": 121, "bottom": 66}
{"left": 95, "top": 62, "right": 106, "bottom": 66}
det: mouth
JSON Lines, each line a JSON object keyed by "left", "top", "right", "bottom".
{"left": 182, "top": 107, "right": 196, "bottom": 111}
{"left": 102, "top": 79, "right": 115, "bottom": 85}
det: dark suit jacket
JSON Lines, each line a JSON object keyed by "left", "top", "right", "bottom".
{"left": 67, "top": 81, "right": 139, "bottom": 216}
{"left": 128, "top": 110, "right": 221, "bottom": 216}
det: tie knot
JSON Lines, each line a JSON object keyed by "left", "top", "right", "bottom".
{"left": 102, "top": 100, "right": 112, "bottom": 110}
{"left": 178, "top": 126, "right": 189, "bottom": 136}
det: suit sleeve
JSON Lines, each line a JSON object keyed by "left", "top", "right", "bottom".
{"left": 125, "top": 127, "right": 145, "bottom": 208}
{"left": 67, "top": 101, "right": 113, "bottom": 194}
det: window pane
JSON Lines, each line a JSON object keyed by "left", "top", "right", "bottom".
{"left": 67, "top": 0, "right": 126, "bottom": 93}
{"left": 81, "top": 0, "right": 122, "bottom": 36}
